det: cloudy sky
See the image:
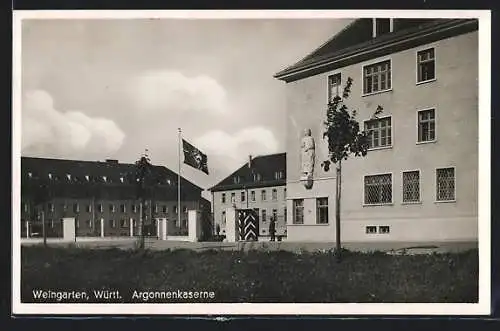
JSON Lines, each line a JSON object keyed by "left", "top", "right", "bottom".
{"left": 20, "top": 17, "right": 351, "bottom": 198}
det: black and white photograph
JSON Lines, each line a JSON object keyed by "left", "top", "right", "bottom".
{"left": 12, "top": 10, "right": 491, "bottom": 315}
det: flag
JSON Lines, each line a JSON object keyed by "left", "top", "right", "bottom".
{"left": 182, "top": 139, "right": 209, "bottom": 174}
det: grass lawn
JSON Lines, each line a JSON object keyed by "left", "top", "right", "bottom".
{"left": 21, "top": 246, "right": 478, "bottom": 303}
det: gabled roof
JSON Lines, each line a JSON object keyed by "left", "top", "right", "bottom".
{"left": 274, "top": 18, "right": 478, "bottom": 82}
{"left": 21, "top": 156, "right": 203, "bottom": 200}
{"left": 209, "top": 153, "right": 286, "bottom": 192}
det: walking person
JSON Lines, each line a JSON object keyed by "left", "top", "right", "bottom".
{"left": 269, "top": 216, "right": 276, "bottom": 242}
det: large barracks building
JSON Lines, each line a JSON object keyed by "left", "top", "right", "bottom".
{"left": 20, "top": 156, "right": 210, "bottom": 238}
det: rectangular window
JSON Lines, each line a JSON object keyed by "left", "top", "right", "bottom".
{"left": 241, "top": 191, "right": 245, "bottom": 202}
{"left": 365, "top": 117, "right": 392, "bottom": 149}
{"left": 120, "top": 204, "right": 126, "bottom": 213}
{"left": 233, "top": 176, "right": 240, "bottom": 184}
{"left": 73, "top": 203, "right": 79, "bottom": 213}
{"left": 98, "top": 204, "right": 103, "bottom": 213}
{"left": 86, "top": 204, "right": 92, "bottom": 213}
{"left": 251, "top": 191, "right": 256, "bottom": 202}
{"left": 436, "top": 168, "right": 455, "bottom": 201}
{"left": 272, "top": 209, "right": 278, "bottom": 221}
{"left": 328, "top": 73, "right": 342, "bottom": 103}
{"left": 120, "top": 219, "right": 128, "bottom": 228}
{"left": 183, "top": 206, "right": 187, "bottom": 213}
{"left": 261, "top": 190, "right": 267, "bottom": 201}
{"left": 363, "top": 60, "right": 391, "bottom": 94}
{"left": 231, "top": 193, "right": 236, "bottom": 203}
{"left": 364, "top": 174, "right": 392, "bottom": 205}
{"left": 402, "top": 171, "right": 420, "bottom": 203}
{"left": 48, "top": 202, "right": 54, "bottom": 212}
{"left": 262, "top": 209, "right": 267, "bottom": 222}
{"left": 316, "top": 198, "right": 329, "bottom": 224}
{"left": 132, "top": 204, "right": 137, "bottom": 213}
{"left": 173, "top": 205, "right": 178, "bottom": 214}
{"left": 221, "top": 193, "right": 226, "bottom": 204}
{"left": 23, "top": 203, "right": 28, "bottom": 213}
{"left": 375, "top": 18, "right": 391, "bottom": 36}
{"left": 293, "top": 199, "right": 304, "bottom": 224}
{"left": 76, "top": 219, "right": 79, "bottom": 228}
{"left": 366, "top": 226, "right": 377, "bottom": 234}
{"left": 284, "top": 188, "right": 286, "bottom": 199}
{"left": 253, "top": 173, "right": 262, "bottom": 182}
{"left": 417, "top": 48, "right": 435, "bottom": 83}
{"left": 221, "top": 211, "right": 226, "bottom": 226}
{"left": 379, "top": 226, "right": 390, "bottom": 234}
{"left": 162, "top": 205, "right": 168, "bottom": 213}
{"left": 272, "top": 189, "right": 277, "bottom": 201}
{"left": 154, "top": 204, "right": 158, "bottom": 213}
{"left": 86, "top": 219, "right": 93, "bottom": 228}
{"left": 418, "top": 109, "right": 436, "bottom": 142}
{"left": 109, "top": 204, "right": 115, "bottom": 213}
{"left": 284, "top": 207, "right": 287, "bottom": 224}
{"left": 109, "top": 219, "right": 116, "bottom": 228}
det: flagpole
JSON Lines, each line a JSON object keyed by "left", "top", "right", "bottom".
{"left": 178, "top": 128, "right": 181, "bottom": 230}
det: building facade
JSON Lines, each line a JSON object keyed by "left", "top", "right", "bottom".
{"left": 274, "top": 18, "right": 478, "bottom": 243}
{"left": 21, "top": 157, "right": 210, "bottom": 238}
{"left": 209, "top": 153, "right": 287, "bottom": 237}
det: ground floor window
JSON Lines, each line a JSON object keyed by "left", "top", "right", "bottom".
{"left": 364, "top": 174, "right": 392, "bottom": 205}
{"left": 316, "top": 198, "right": 329, "bottom": 224}
{"left": 436, "top": 167, "right": 455, "bottom": 201}
{"left": 293, "top": 199, "right": 304, "bottom": 224}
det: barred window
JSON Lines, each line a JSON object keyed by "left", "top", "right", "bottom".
{"left": 316, "top": 197, "right": 329, "bottom": 224}
{"left": 365, "top": 117, "right": 392, "bottom": 149}
{"left": 402, "top": 171, "right": 420, "bottom": 203}
{"left": 363, "top": 60, "right": 391, "bottom": 94}
{"left": 418, "top": 109, "right": 436, "bottom": 142}
{"left": 417, "top": 48, "right": 435, "bottom": 83}
{"left": 328, "top": 73, "right": 342, "bottom": 102}
{"left": 261, "top": 190, "right": 267, "bottom": 201}
{"left": 272, "top": 189, "right": 278, "bottom": 201}
{"left": 379, "top": 226, "right": 390, "bottom": 234}
{"left": 436, "top": 168, "right": 455, "bottom": 201}
{"left": 366, "top": 226, "right": 377, "bottom": 234}
{"left": 293, "top": 199, "right": 304, "bottom": 224}
{"left": 364, "top": 174, "right": 392, "bottom": 204}
{"left": 221, "top": 193, "right": 226, "bottom": 204}
{"left": 251, "top": 191, "right": 256, "bottom": 201}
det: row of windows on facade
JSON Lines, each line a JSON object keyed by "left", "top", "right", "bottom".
{"left": 328, "top": 47, "right": 435, "bottom": 100}
{"left": 291, "top": 167, "right": 455, "bottom": 225}
{"left": 221, "top": 208, "right": 287, "bottom": 225}
{"left": 25, "top": 172, "right": 175, "bottom": 186}
{"left": 27, "top": 218, "right": 189, "bottom": 229}
{"left": 22, "top": 202, "right": 189, "bottom": 215}
{"left": 221, "top": 188, "right": 286, "bottom": 204}
{"left": 232, "top": 170, "right": 285, "bottom": 185}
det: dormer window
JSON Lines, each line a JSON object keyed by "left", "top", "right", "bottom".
{"left": 274, "top": 171, "right": 284, "bottom": 180}
{"left": 253, "top": 173, "right": 262, "bottom": 182}
{"left": 233, "top": 176, "right": 240, "bottom": 184}
{"left": 372, "top": 18, "right": 393, "bottom": 38}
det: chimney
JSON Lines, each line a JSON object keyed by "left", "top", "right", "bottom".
{"left": 248, "top": 155, "right": 252, "bottom": 168}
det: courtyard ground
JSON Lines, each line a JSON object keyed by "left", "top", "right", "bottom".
{"left": 21, "top": 245, "right": 478, "bottom": 303}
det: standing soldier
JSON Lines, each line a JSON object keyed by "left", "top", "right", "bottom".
{"left": 269, "top": 215, "right": 276, "bottom": 242}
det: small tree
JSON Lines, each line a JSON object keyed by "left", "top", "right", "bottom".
{"left": 321, "top": 77, "right": 383, "bottom": 262}
{"left": 135, "top": 153, "right": 153, "bottom": 250}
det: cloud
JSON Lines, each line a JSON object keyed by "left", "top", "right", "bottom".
{"left": 21, "top": 90, "right": 125, "bottom": 158}
{"left": 130, "top": 70, "right": 228, "bottom": 115}
{"left": 193, "top": 126, "right": 279, "bottom": 171}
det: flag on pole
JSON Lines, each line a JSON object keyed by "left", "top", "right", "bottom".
{"left": 182, "top": 139, "right": 209, "bottom": 174}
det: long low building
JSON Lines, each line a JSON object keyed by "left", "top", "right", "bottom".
{"left": 20, "top": 156, "right": 211, "bottom": 238}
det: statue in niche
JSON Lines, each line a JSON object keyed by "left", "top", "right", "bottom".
{"left": 300, "top": 128, "right": 315, "bottom": 189}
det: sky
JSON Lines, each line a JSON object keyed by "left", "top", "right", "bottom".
{"left": 20, "top": 17, "right": 351, "bottom": 199}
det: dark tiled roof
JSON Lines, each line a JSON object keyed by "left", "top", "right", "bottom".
{"left": 274, "top": 18, "right": 477, "bottom": 82}
{"left": 209, "top": 153, "right": 286, "bottom": 192}
{"left": 21, "top": 156, "right": 203, "bottom": 201}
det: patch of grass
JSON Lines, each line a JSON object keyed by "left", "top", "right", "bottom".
{"left": 21, "top": 246, "right": 478, "bottom": 303}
